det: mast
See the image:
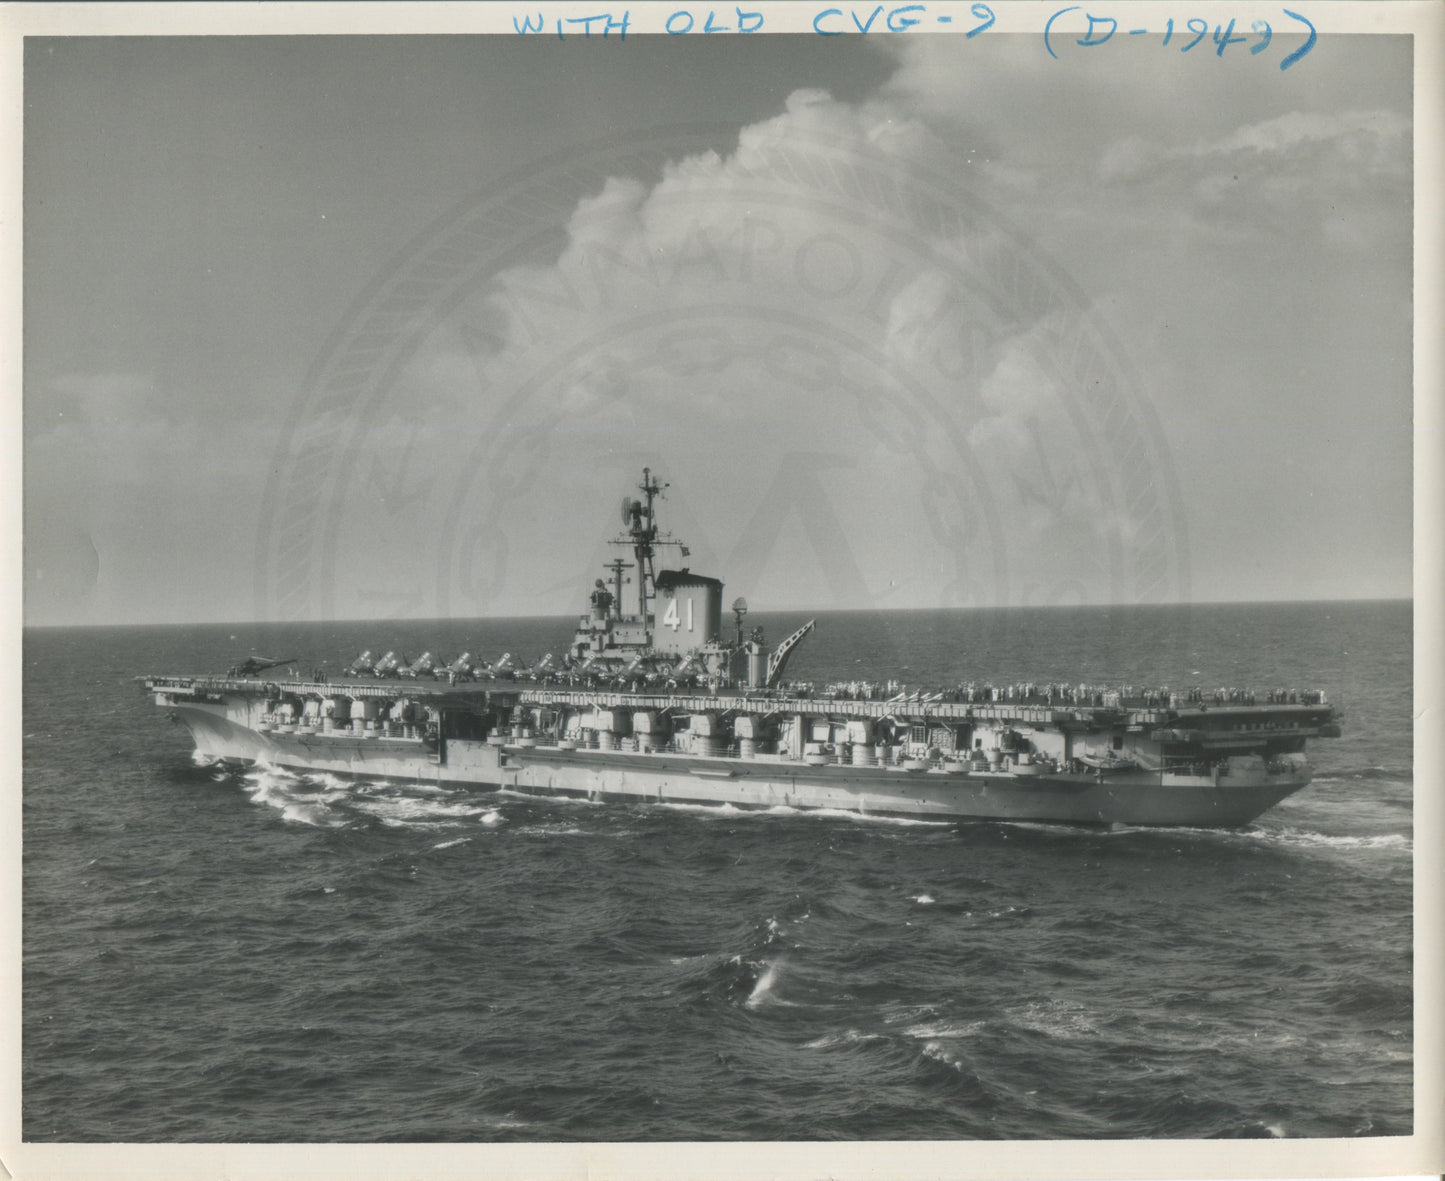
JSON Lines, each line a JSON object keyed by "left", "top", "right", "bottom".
{"left": 608, "top": 467, "right": 693, "bottom": 644}
{"left": 605, "top": 558, "right": 629, "bottom": 619}
{"left": 612, "top": 466, "right": 672, "bottom": 624}
{"left": 635, "top": 466, "right": 662, "bottom": 619}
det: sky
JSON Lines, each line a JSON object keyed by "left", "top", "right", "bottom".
{"left": 22, "top": 23, "right": 1414, "bottom": 626}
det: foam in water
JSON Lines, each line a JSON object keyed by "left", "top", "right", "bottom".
{"left": 238, "top": 767, "right": 503, "bottom": 830}
{"left": 240, "top": 769, "right": 345, "bottom": 828}
{"left": 432, "top": 837, "right": 471, "bottom": 850}
{"left": 1018, "top": 820, "right": 1414, "bottom": 858}
{"left": 639, "top": 799, "right": 955, "bottom": 828}
{"left": 1312, "top": 771, "right": 1412, "bottom": 786}
{"left": 250, "top": 759, "right": 300, "bottom": 780}
{"left": 811, "top": 807, "right": 954, "bottom": 828}
{"left": 350, "top": 793, "right": 496, "bottom": 827}
{"left": 494, "top": 786, "right": 603, "bottom": 808}
{"left": 745, "top": 805, "right": 957, "bottom": 829}
{"left": 745, "top": 962, "right": 782, "bottom": 1010}
{"left": 919, "top": 1040, "right": 971, "bottom": 1074}
{"left": 1257, "top": 827, "right": 1411, "bottom": 853}
{"left": 1008, "top": 998, "right": 1102, "bottom": 1040}
{"left": 904, "top": 1020, "right": 986, "bottom": 1039}
{"left": 802, "top": 1028, "right": 886, "bottom": 1050}
{"left": 913, "top": 893, "right": 936, "bottom": 905}
{"left": 656, "top": 800, "right": 744, "bottom": 818}
{"left": 26, "top": 603, "right": 1418, "bottom": 1142}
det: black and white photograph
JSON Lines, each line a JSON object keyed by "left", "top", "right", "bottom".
{"left": 10, "top": 2, "right": 1441, "bottom": 1177}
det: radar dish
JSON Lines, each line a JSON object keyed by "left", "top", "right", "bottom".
{"left": 620, "top": 496, "right": 640, "bottom": 526}
{"left": 731, "top": 597, "right": 748, "bottom": 615}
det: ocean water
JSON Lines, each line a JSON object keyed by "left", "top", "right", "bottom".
{"left": 22, "top": 601, "right": 1413, "bottom": 1141}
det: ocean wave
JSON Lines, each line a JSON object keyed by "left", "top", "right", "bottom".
{"left": 676, "top": 951, "right": 782, "bottom": 1010}
{"left": 349, "top": 794, "right": 496, "bottom": 827}
{"left": 237, "top": 773, "right": 504, "bottom": 830}
{"left": 1339, "top": 766, "right": 1412, "bottom": 782}
{"left": 1322, "top": 973, "right": 1412, "bottom": 1021}
{"left": 756, "top": 805, "right": 955, "bottom": 828}
{"left": 352, "top": 778, "right": 404, "bottom": 795}
{"left": 495, "top": 787, "right": 603, "bottom": 807}
{"left": 1214, "top": 1119, "right": 1288, "bottom": 1139}
{"left": 749, "top": 902, "right": 812, "bottom": 952}
{"left": 744, "top": 960, "right": 793, "bottom": 1010}
{"left": 919, "top": 1040, "right": 969, "bottom": 1072}
{"left": 802, "top": 1028, "right": 888, "bottom": 1050}
{"left": 239, "top": 771, "right": 348, "bottom": 828}
{"left": 1006, "top": 998, "right": 1103, "bottom": 1040}
{"left": 1253, "top": 827, "right": 1412, "bottom": 853}
{"left": 1311, "top": 772, "right": 1413, "bottom": 789}
{"left": 826, "top": 809, "right": 956, "bottom": 828}
{"left": 1039, "top": 820, "right": 1413, "bottom": 857}
{"left": 618, "top": 798, "right": 956, "bottom": 828}
{"left": 655, "top": 800, "right": 745, "bottom": 818}
{"left": 249, "top": 760, "right": 301, "bottom": 780}
{"left": 480, "top": 1115, "right": 532, "bottom": 1130}
{"left": 902, "top": 1020, "right": 986, "bottom": 1040}
{"left": 431, "top": 837, "right": 471, "bottom": 850}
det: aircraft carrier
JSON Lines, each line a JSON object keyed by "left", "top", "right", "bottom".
{"left": 144, "top": 469, "right": 1340, "bottom": 827}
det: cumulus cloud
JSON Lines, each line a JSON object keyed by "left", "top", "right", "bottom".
{"left": 880, "top": 35, "right": 1411, "bottom": 260}
{"left": 386, "top": 39, "right": 1406, "bottom": 610}
{"left": 1179, "top": 107, "right": 1409, "bottom": 160}
{"left": 451, "top": 88, "right": 949, "bottom": 429}
{"left": 389, "top": 85, "right": 1080, "bottom": 609}
{"left": 1093, "top": 104, "right": 1411, "bottom": 250}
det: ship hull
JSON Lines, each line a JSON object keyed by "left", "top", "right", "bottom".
{"left": 172, "top": 704, "right": 1305, "bottom": 828}
{"left": 146, "top": 467, "right": 1336, "bottom": 830}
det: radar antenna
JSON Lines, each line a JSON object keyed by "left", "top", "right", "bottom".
{"left": 608, "top": 466, "right": 686, "bottom": 629}
{"left": 731, "top": 597, "right": 748, "bottom": 647}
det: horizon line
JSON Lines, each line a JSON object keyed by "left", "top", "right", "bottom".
{"left": 21, "top": 594, "right": 1414, "bottom": 631}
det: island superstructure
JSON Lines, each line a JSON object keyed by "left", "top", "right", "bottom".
{"left": 144, "top": 469, "right": 1340, "bottom": 827}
